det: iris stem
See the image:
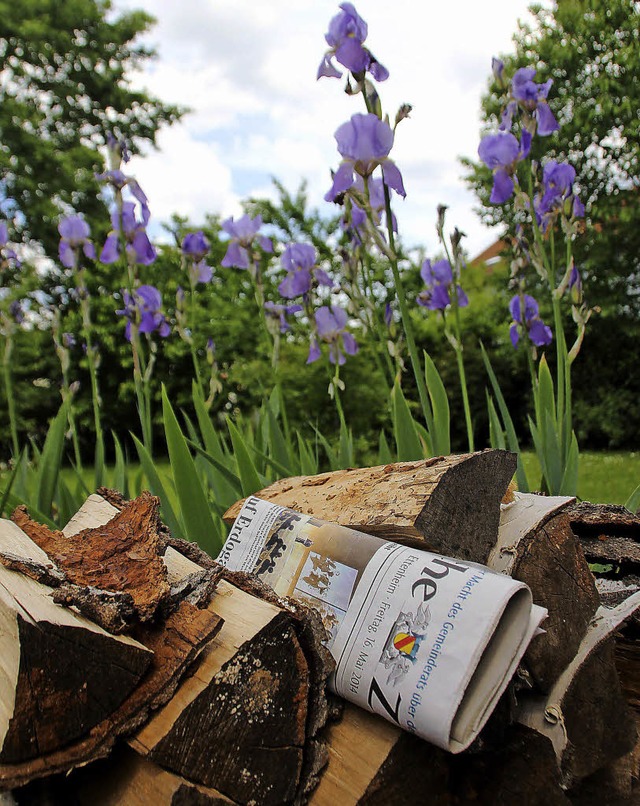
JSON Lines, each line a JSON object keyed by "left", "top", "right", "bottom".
{"left": 439, "top": 239, "right": 474, "bottom": 452}
{"left": 382, "top": 184, "right": 435, "bottom": 441}
{"left": 188, "top": 276, "right": 204, "bottom": 391}
{"left": 2, "top": 331, "right": 20, "bottom": 458}
{"left": 360, "top": 83, "right": 434, "bottom": 443}
{"left": 77, "top": 265, "right": 104, "bottom": 483}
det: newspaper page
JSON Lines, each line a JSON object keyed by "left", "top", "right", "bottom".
{"left": 217, "top": 496, "right": 547, "bottom": 752}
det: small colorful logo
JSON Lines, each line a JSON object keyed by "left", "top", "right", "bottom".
{"left": 379, "top": 603, "right": 431, "bottom": 685}
{"left": 392, "top": 630, "right": 424, "bottom": 660}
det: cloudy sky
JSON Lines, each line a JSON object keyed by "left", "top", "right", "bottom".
{"left": 118, "top": 0, "right": 549, "bottom": 258}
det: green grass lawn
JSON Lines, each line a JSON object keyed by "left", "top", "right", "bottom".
{"left": 520, "top": 450, "right": 640, "bottom": 506}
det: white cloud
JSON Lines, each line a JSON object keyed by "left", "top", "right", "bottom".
{"left": 116, "top": 0, "right": 550, "bottom": 256}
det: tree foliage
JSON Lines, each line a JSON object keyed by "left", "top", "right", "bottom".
{"left": 0, "top": 0, "right": 184, "bottom": 257}
{"left": 463, "top": 0, "right": 640, "bottom": 312}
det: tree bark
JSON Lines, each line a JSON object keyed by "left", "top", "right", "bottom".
{"left": 224, "top": 451, "right": 517, "bottom": 563}
{"left": 0, "top": 501, "right": 223, "bottom": 790}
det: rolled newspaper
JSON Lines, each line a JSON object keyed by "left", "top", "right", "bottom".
{"left": 217, "top": 496, "right": 547, "bottom": 753}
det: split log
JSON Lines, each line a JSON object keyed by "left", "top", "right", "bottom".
{"left": 56, "top": 494, "right": 334, "bottom": 806}
{"left": 0, "top": 518, "right": 152, "bottom": 764}
{"left": 489, "top": 495, "right": 601, "bottom": 690}
{"left": 224, "top": 450, "right": 517, "bottom": 562}
{"left": 0, "top": 499, "right": 224, "bottom": 791}
{"left": 519, "top": 592, "right": 640, "bottom": 786}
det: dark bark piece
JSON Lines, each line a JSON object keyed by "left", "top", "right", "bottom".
{"left": 24, "top": 744, "right": 236, "bottom": 805}
{"left": 12, "top": 492, "right": 170, "bottom": 623}
{"left": 507, "top": 513, "right": 600, "bottom": 690}
{"left": 568, "top": 501, "right": 640, "bottom": 536}
{"left": 0, "top": 519, "right": 154, "bottom": 769}
{"left": 52, "top": 584, "right": 136, "bottom": 634}
{"left": 0, "top": 552, "right": 65, "bottom": 587}
{"left": 129, "top": 568, "right": 333, "bottom": 806}
{"left": 519, "top": 594, "right": 640, "bottom": 787}
{"left": 224, "top": 450, "right": 517, "bottom": 564}
{"left": 448, "top": 725, "right": 571, "bottom": 806}
{"left": 580, "top": 536, "right": 640, "bottom": 565}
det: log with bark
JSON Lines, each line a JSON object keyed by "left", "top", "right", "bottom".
{"left": 223, "top": 469, "right": 640, "bottom": 803}
{"left": 1, "top": 453, "right": 639, "bottom": 805}
{"left": 223, "top": 450, "right": 517, "bottom": 561}
{"left": 1, "top": 493, "right": 333, "bottom": 803}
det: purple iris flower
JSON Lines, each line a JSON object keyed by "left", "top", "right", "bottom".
{"left": 509, "top": 294, "right": 552, "bottom": 348}
{"left": 58, "top": 216, "right": 96, "bottom": 269}
{"left": 478, "top": 130, "right": 531, "bottom": 204}
{"left": 326, "top": 114, "right": 405, "bottom": 202}
{"left": 95, "top": 169, "right": 151, "bottom": 225}
{"left": 492, "top": 57, "right": 505, "bottom": 85}
{"left": 62, "top": 332, "right": 76, "bottom": 349}
{"left": 568, "top": 264, "right": 583, "bottom": 303}
{"left": 0, "top": 221, "right": 21, "bottom": 269}
{"left": 278, "top": 243, "right": 333, "bottom": 298}
{"left": 182, "top": 231, "right": 210, "bottom": 261}
{"left": 318, "top": 3, "right": 388, "bottom": 82}
{"left": 9, "top": 300, "right": 24, "bottom": 324}
{"left": 307, "top": 305, "right": 358, "bottom": 365}
{"left": 106, "top": 132, "right": 131, "bottom": 164}
{"left": 220, "top": 214, "right": 273, "bottom": 269}
{"left": 417, "top": 259, "right": 468, "bottom": 311}
{"left": 116, "top": 285, "right": 171, "bottom": 342}
{"left": 534, "top": 160, "right": 583, "bottom": 230}
{"left": 264, "top": 301, "right": 303, "bottom": 333}
{"left": 511, "top": 67, "right": 559, "bottom": 136}
{"left": 182, "top": 231, "right": 213, "bottom": 284}
{"left": 100, "top": 202, "right": 156, "bottom": 266}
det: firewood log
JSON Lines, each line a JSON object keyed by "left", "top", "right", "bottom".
{"left": 0, "top": 499, "right": 224, "bottom": 791}
{"left": 222, "top": 480, "right": 638, "bottom": 800}
{"left": 489, "top": 494, "right": 601, "bottom": 690}
{"left": 519, "top": 592, "right": 640, "bottom": 786}
{"left": 60, "top": 494, "right": 335, "bottom": 806}
{"left": 224, "top": 451, "right": 517, "bottom": 562}
{"left": 0, "top": 518, "right": 152, "bottom": 765}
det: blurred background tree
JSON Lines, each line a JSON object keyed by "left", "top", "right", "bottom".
{"left": 0, "top": 0, "right": 184, "bottom": 258}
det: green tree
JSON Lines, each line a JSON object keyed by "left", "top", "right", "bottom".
{"left": 463, "top": 0, "right": 640, "bottom": 313}
{"left": 0, "top": 0, "right": 184, "bottom": 257}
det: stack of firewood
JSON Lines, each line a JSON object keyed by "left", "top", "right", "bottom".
{"left": 0, "top": 450, "right": 637, "bottom": 804}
